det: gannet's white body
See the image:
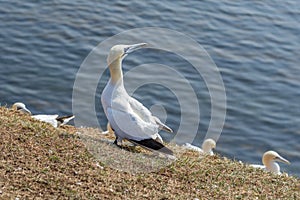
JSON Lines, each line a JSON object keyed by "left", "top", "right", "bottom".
{"left": 101, "top": 43, "right": 173, "bottom": 155}
{"left": 12, "top": 102, "right": 74, "bottom": 128}
{"left": 250, "top": 150, "right": 290, "bottom": 175}
{"left": 184, "top": 138, "right": 216, "bottom": 156}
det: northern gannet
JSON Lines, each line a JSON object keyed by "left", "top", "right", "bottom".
{"left": 101, "top": 43, "right": 173, "bottom": 155}
{"left": 183, "top": 138, "right": 216, "bottom": 156}
{"left": 250, "top": 150, "right": 290, "bottom": 175}
{"left": 12, "top": 102, "right": 75, "bottom": 128}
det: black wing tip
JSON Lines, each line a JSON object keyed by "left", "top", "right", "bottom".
{"left": 56, "top": 115, "right": 75, "bottom": 123}
{"left": 129, "top": 138, "right": 173, "bottom": 155}
{"left": 56, "top": 115, "right": 74, "bottom": 120}
{"left": 163, "top": 126, "right": 173, "bottom": 133}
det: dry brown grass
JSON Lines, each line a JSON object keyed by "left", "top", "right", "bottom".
{"left": 0, "top": 106, "right": 299, "bottom": 199}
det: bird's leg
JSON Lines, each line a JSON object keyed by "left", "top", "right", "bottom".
{"left": 113, "top": 136, "right": 122, "bottom": 148}
{"left": 113, "top": 137, "right": 118, "bottom": 145}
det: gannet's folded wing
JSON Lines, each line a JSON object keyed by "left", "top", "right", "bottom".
{"left": 107, "top": 107, "right": 158, "bottom": 141}
{"left": 152, "top": 116, "right": 173, "bottom": 133}
{"left": 129, "top": 97, "right": 173, "bottom": 132}
{"left": 32, "top": 114, "right": 59, "bottom": 127}
{"left": 128, "top": 97, "right": 153, "bottom": 122}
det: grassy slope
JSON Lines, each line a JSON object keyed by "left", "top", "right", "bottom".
{"left": 0, "top": 107, "right": 299, "bottom": 199}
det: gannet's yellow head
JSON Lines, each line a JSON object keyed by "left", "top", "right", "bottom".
{"left": 12, "top": 102, "right": 32, "bottom": 115}
{"left": 262, "top": 150, "right": 290, "bottom": 166}
{"left": 202, "top": 138, "right": 216, "bottom": 152}
{"left": 107, "top": 43, "right": 147, "bottom": 66}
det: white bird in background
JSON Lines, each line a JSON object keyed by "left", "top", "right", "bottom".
{"left": 12, "top": 102, "right": 75, "bottom": 128}
{"left": 183, "top": 138, "right": 216, "bottom": 156}
{"left": 101, "top": 43, "right": 174, "bottom": 155}
{"left": 250, "top": 150, "right": 290, "bottom": 175}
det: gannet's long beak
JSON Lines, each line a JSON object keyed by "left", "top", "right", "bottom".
{"left": 275, "top": 155, "right": 290, "bottom": 165}
{"left": 19, "top": 107, "right": 31, "bottom": 115}
{"left": 124, "top": 43, "right": 147, "bottom": 54}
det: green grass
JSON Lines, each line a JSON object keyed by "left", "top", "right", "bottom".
{"left": 0, "top": 106, "right": 299, "bottom": 199}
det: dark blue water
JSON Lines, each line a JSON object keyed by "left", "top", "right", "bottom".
{"left": 0, "top": 1, "right": 299, "bottom": 176}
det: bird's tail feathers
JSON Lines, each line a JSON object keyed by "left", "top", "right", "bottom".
{"left": 129, "top": 138, "right": 173, "bottom": 155}
{"left": 153, "top": 117, "right": 173, "bottom": 133}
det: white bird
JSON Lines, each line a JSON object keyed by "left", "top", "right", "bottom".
{"left": 101, "top": 43, "right": 174, "bottom": 155}
{"left": 183, "top": 138, "right": 216, "bottom": 156}
{"left": 12, "top": 102, "right": 75, "bottom": 128}
{"left": 250, "top": 150, "right": 290, "bottom": 175}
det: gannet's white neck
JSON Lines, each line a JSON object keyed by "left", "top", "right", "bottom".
{"left": 106, "top": 43, "right": 147, "bottom": 85}
{"left": 109, "top": 59, "right": 123, "bottom": 85}
{"left": 202, "top": 145, "right": 212, "bottom": 154}
{"left": 264, "top": 159, "right": 280, "bottom": 174}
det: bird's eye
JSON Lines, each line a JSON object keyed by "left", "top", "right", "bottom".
{"left": 17, "top": 107, "right": 22, "bottom": 110}
{"left": 124, "top": 47, "right": 130, "bottom": 54}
